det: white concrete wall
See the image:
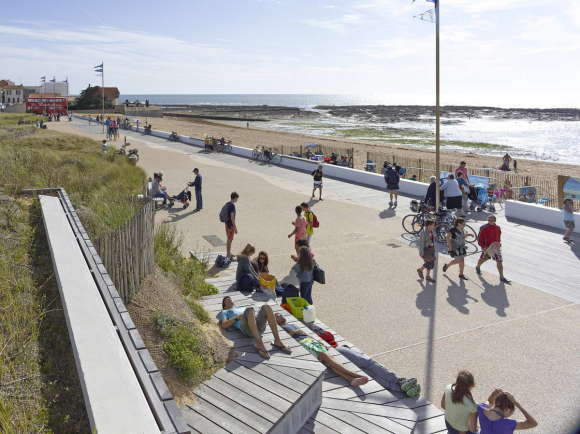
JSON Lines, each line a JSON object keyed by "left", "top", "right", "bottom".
{"left": 505, "top": 200, "right": 579, "bottom": 233}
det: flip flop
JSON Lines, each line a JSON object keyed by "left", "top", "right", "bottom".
{"left": 271, "top": 343, "right": 292, "bottom": 354}
{"left": 254, "top": 345, "right": 270, "bottom": 359}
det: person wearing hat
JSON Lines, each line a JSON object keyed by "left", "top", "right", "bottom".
{"left": 191, "top": 168, "right": 202, "bottom": 211}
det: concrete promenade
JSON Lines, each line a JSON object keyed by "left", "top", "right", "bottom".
{"left": 52, "top": 120, "right": 580, "bottom": 434}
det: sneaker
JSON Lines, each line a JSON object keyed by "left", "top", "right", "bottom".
{"left": 394, "top": 201, "right": 398, "bottom": 207}
{"left": 475, "top": 266, "right": 481, "bottom": 275}
{"left": 500, "top": 277, "right": 511, "bottom": 284}
{"left": 400, "top": 378, "right": 417, "bottom": 393}
{"left": 442, "top": 263, "right": 449, "bottom": 273}
{"left": 459, "top": 274, "right": 469, "bottom": 280}
{"left": 388, "top": 201, "right": 393, "bottom": 207}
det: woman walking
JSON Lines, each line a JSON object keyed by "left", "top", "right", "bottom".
{"left": 443, "top": 218, "right": 471, "bottom": 280}
{"left": 236, "top": 244, "right": 260, "bottom": 292}
{"left": 417, "top": 220, "right": 436, "bottom": 282}
{"left": 477, "top": 389, "right": 537, "bottom": 433}
{"left": 288, "top": 206, "right": 307, "bottom": 254}
{"left": 293, "top": 246, "right": 315, "bottom": 304}
{"left": 441, "top": 370, "right": 477, "bottom": 434}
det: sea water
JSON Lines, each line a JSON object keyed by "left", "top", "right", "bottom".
{"left": 120, "top": 94, "right": 580, "bottom": 165}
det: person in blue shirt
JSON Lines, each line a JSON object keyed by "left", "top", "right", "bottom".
{"left": 217, "top": 296, "right": 291, "bottom": 359}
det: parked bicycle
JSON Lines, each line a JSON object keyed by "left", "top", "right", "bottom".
{"left": 253, "top": 147, "right": 282, "bottom": 164}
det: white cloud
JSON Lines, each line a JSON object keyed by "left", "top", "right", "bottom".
{"left": 302, "top": 13, "right": 365, "bottom": 33}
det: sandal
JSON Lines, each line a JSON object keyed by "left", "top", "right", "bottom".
{"left": 254, "top": 345, "right": 270, "bottom": 359}
{"left": 426, "top": 277, "right": 436, "bottom": 282}
{"left": 272, "top": 343, "right": 292, "bottom": 354}
{"left": 459, "top": 274, "right": 469, "bottom": 280}
{"left": 416, "top": 268, "right": 424, "bottom": 280}
{"left": 442, "top": 263, "right": 448, "bottom": 273}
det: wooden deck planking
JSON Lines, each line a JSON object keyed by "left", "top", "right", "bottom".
{"left": 186, "top": 396, "right": 260, "bottom": 434}
{"left": 322, "top": 408, "right": 394, "bottom": 434}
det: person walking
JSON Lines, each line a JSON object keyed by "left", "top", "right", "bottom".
{"left": 441, "top": 371, "right": 477, "bottom": 434}
{"left": 425, "top": 176, "right": 438, "bottom": 209}
{"left": 220, "top": 192, "right": 239, "bottom": 260}
{"left": 384, "top": 165, "right": 400, "bottom": 207}
{"left": 301, "top": 202, "right": 317, "bottom": 243}
{"left": 476, "top": 215, "right": 510, "bottom": 283}
{"left": 477, "top": 389, "right": 537, "bottom": 433}
{"left": 456, "top": 172, "right": 470, "bottom": 215}
{"left": 443, "top": 218, "right": 472, "bottom": 280}
{"left": 442, "top": 174, "right": 463, "bottom": 213}
{"left": 311, "top": 165, "right": 323, "bottom": 201}
{"left": 417, "top": 220, "right": 436, "bottom": 282}
{"left": 293, "top": 246, "right": 315, "bottom": 304}
{"left": 191, "top": 168, "right": 203, "bottom": 211}
{"left": 288, "top": 206, "right": 307, "bottom": 254}
{"left": 562, "top": 198, "right": 575, "bottom": 243}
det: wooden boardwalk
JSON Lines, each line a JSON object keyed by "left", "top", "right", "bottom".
{"left": 185, "top": 253, "right": 447, "bottom": 434}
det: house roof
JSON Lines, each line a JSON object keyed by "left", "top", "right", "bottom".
{"left": 86, "top": 86, "right": 120, "bottom": 100}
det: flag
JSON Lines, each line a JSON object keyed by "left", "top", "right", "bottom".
{"left": 40, "top": 76, "right": 46, "bottom": 82}
{"left": 94, "top": 63, "right": 103, "bottom": 73}
{"left": 413, "top": 0, "right": 436, "bottom": 2}
{"left": 50, "top": 77, "right": 56, "bottom": 82}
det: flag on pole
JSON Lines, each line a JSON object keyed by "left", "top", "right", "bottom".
{"left": 94, "top": 63, "right": 103, "bottom": 73}
{"left": 40, "top": 76, "right": 46, "bottom": 83}
{"left": 50, "top": 77, "right": 56, "bottom": 82}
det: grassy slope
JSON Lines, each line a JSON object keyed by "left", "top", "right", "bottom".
{"left": 0, "top": 114, "right": 146, "bottom": 432}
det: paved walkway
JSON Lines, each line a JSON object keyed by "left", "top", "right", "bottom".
{"left": 52, "top": 120, "right": 580, "bottom": 434}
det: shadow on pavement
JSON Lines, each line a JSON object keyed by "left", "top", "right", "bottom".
{"left": 379, "top": 208, "right": 396, "bottom": 219}
{"left": 477, "top": 276, "right": 510, "bottom": 317}
{"left": 164, "top": 208, "right": 200, "bottom": 223}
{"left": 444, "top": 275, "right": 479, "bottom": 314}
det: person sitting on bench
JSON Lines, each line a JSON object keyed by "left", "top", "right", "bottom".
{"left": 275, "top": 314, "right": 368, "bottom": 387}
{"left": 218, "top": 296, "right": 291, "bottom": 359}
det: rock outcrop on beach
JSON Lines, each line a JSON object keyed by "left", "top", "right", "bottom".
{"left": 162, "top": 105, "right": 320, "bottom": 121}
{"left": 313, "top": 105, "right": 580, "bottom": 123}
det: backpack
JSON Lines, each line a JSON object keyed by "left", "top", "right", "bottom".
{"left": 312, "top": 213, "right": 320, "bottom": 228}
{"left": 215, "top": 255, "right": 231, "bottom": 268}
{"left": 219, "top": 202, "right": 230, "bottom": 223}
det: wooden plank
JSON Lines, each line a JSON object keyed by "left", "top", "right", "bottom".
{"left": 180, "top": 406, "right": 229, "bottom": 434}
{"left": 323, "top": 380, "right": 385, "bottom": 400}
{"left": 238, "top": 352, "right": 324, "bottom": 372}
{"left": 322, "top": 408, "right": 393, "bottom": 434}
{"left": 321, "top": 397, "right": 420, "bottom": 421}
{"left": 266, "top": 364, "right": 323, "bottom": 386}
{"left": 298, "top": 415, "right": 339, "bottom": 434}
{"left": 232, "top": 361, "right": 304, "bottom": 397}
{"left": 195, "top": 383, "right": 273, "bottom": 432}
{"left": 413, "top": 415, "right": 448, "bottom": 433}
{"left": 312, "top": 409, "right": 366, "bottom": 434}
{"left": 187, "top": 397, "right": 260, "bottom": 434}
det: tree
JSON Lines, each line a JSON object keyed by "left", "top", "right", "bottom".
{"left": 71, "top": 86, "right": 113, "bottom": 109}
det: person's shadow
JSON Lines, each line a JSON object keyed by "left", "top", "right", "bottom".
{"left": 379, "top": 208, "right": 396, "bottom": 219}
{"left": 416, "top": 281, "right": 436, "bottom": 317}
{"left": 479, "top": 276, "right": 509, "bottom": 317}
{"left": 445, "top": 276, "right": 478, "bottom": 314}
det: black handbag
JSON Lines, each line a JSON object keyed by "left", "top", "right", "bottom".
{"left": 313, "top": 264, "right": 326, "bottom": 284}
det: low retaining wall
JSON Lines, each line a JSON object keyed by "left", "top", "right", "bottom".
{"left": 505, "top": 200, "right": 579, "bottom": 233}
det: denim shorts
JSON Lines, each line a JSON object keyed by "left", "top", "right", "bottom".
{"left": 238, "top": 306, "right": 268, "bottom": 337}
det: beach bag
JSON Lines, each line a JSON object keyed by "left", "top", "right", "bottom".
{"left": 312, "top": 213, "right": 320, "bottom": 228}
{"left": 313, "top": 264, "right": 326, "bottom": 284}
{"left": 286, "top": 297, "right": 310, "bottom": 320}
{"left": 215, "top": 255, "right": 231, "bottom": 268}
{"left": 281, "top": 283, "right": 299, "bottom": 303}
{"left": 219, "top": 203, "right": 229, "bottom": 223}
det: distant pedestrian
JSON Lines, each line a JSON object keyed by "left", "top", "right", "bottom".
{"left": 455, "top": 161, "right": 470, "bottom": 183}
{"left": 477, "top": 389, "right": 537, "bottom": 433}
{"left": 443, "top": 218, "right": 471, "bottom": 280}
{"left": 562, "top": 198, "right": 575, "bottom": 243}
{"left": 311, "top": 165, "right": 323, "bottom": 201}
{"left": 513, "top": 159, "right": 518, "bottom": 172}
{"left": 411, "top": 174, "right": 417, "bottom": 181}
{"left": 301, "top": 202, "right": 317, "bottom": 243}
{"left": 442, "top": 174, "right": 463, "bottom": 212}
{"left": 441, "top": 371, "right": 477, "bottom": 434}
{"left": 476, "top": 215, "right": 510, "bottom": 283}
{"left": 417, "top": 220, "right": 436, "bottom": 282}
{"left": 424, "top": 176, "right": 438, "bottom": 209}
{"left": 246, "top": 121, "right": 249, "bottom": 128}
{"left": 191, "top": 168, "right": 203, "bottom": 211}
{"left": 456, "top": 172, "right": 470, "bottom": 215}
{"left": 293, "top": 246, "right": 315, "bottom": 305}
{"left": 384, "top": 165, "right": 400, "bottom": 207}
{"left": 288, "top": 206, "right": 307, "bottom": 254}
{"left": 219, "top": 192, "right": 239, "bottom": 260}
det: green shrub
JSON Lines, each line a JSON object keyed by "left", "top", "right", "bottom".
{"left": 154, "top": 314, "right": 217, "bottom": 383}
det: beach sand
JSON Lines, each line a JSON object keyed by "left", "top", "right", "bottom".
{"left": 127, "top": 115, "right": 580, "bottom": 178}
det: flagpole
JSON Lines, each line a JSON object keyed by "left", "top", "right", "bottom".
{"left": 434, "top": 0, "right": 441, "bottom": 211}
{"left": 101, "top": 61, "right": 105, "bottom": 133}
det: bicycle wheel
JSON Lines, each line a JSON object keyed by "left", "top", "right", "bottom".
{"left": 402, "top": 214, "right": 421, "bottom": 235}
{"left": 271, "top": 153, "right": 282, "bottom": 164}
{"left": 464, "top": 224, "right": 478, "bottom": 244}
{"left": 436, "top": 222, "right": 450, "bottom": 243}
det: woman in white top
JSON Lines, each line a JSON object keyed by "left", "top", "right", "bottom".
{"left": 441, "top": 370, "right": 477, "bottom": 434}
{"left": 442, "top": 174, "right": 463, "bottom": 211}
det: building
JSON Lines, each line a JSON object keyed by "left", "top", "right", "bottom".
{"left": 84, "top": 86, "right": 120, "bottom": 105}
{"left": 0, "top": 82, "right": 25, "bottom": 105}
{"left": 37, "top": 80, "right": 69, "bottom": 97}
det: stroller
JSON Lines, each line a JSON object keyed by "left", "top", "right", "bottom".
{"left": 470, "top": 185, "right": 496, "bottom": 212}
{"left": 172, "top": 184, "right": 191, "bottom": 209}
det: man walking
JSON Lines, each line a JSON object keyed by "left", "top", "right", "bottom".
{"left": 476, "top": 215, "right": 510, "bottom": 283}
{"left": 191, "top": 168, "right": 203, "bottom": 211}
{"left": 311, "top": 165, "right": 323, "bottom": 201}
{"left": 384, "top": 164, "right": 400, "bottom": 207}
{"left": 220, "top": 192, "right": 239, "bottom": 260}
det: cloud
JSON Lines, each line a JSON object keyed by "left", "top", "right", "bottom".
{"left": 302, "top": 13, "right": 365, "bottom": 33}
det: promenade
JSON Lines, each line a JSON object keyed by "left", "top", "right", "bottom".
{"left": 52, "top": 120, "right": 580, "bottom": 433}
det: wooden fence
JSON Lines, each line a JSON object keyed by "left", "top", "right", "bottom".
{"left": 365, "top": 150, "right": 560, "bottom": 208}
{"left": 94, "top": 199, "right": 155, "bottom": 303}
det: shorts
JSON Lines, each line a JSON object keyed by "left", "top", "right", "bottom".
{"left": 422, "top": 247, "right": 435, "bottom": 269}
{"left": 564, "top": 220, "right": 575, "bottom": 230}
{"left": 446, "top": 196, "right": 462, "bottom": 210}
{"left": 313, "top": 181, "right": 323, "bottom": 189}
{"left": 238, "top": 305, "right": 268, "bottom": 337}
{"left": 387, "top": 184, "right": 399, "bottom": 192}
{"left": 298, "top": 337, "right": 327, "bottom": 358}
{"left": 225, "top": 224, "right": 235, "bottom": 241}
{"left": 481, "top": 245, "right": 503, "bottom": 262}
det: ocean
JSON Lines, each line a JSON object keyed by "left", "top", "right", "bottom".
{"left": 120, "top": 94, "right": 580, "bottom": 165}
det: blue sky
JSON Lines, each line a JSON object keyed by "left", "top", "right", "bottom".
{"left": 1, "top": 0, "right": 579, "bottom": 107}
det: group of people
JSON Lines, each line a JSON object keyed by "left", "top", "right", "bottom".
{"left": 417, "top": 215, "right": 510, "bottom": 284}
{"left": 303, "top": 149, "right": 351, "bottom": 167}
{"left": 442, "top": 370, "right": 537, "bottom": 434}
{"left": 149, "top": 169, "right": 203, "bottom": 211}
{"left": 104, "top": 116, "right": 121, "bottom": 141}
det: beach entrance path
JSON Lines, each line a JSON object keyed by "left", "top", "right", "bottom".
{"left": 52, "top": 119, "right": 580, "bottom": 434}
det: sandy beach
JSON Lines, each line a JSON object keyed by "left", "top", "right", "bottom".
{"left": 127, "top": 115, "right": 580, "bottom": 178}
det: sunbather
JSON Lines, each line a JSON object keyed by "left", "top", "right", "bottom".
{"left": 217, "top": 297, "right": 291, "bottom": 359}
{"left": 275, "top": 314, "right": 368, "bottom": 387}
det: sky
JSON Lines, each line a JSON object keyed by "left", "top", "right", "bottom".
{"left": 1, "top": 0, "right": 579, "bottom": 107}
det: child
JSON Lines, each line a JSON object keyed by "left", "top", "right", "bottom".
{"left": 301, "top": 202, "right": 316, "bottom": 242}
{"left": 288, "top": 206, "right": 307, "bottom": 254}
{"left": 417, "top": 220, "right": 436, "bottom": 282}
{"left": 562, "top": 199, "right": 575, "bottom": 243}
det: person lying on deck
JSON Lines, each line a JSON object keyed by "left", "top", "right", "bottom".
{"left": 275, "top": 314, "right": 369, "bottom": 387}
{"left": 218, "top": 296, "right": 291, "bottom": 360}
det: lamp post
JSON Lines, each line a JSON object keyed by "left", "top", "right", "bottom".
{"left": 434, "top": 0, "right": 441, "bottom": 211}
